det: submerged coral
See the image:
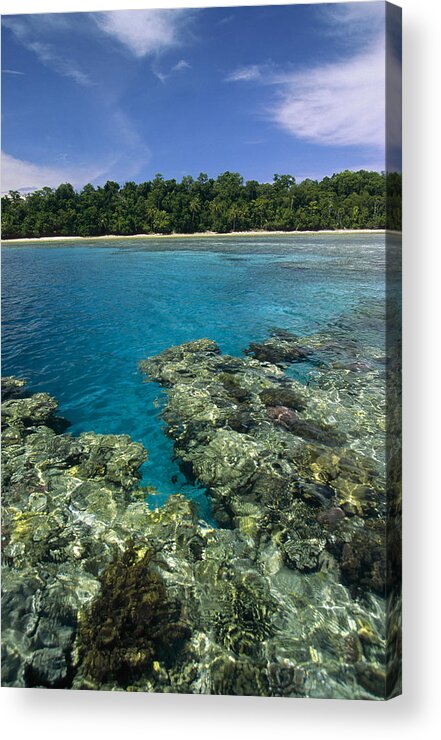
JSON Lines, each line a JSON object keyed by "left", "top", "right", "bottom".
{"left": 138, "top": 309, "right": 400, "bottom": 697}
{"left": 75, "top": 544, "right": 191, "bottom": 686}
{"left": 140, "top": 333, "right": 387, "bottom": 586}
{"left": 2, "top": 302, "right": 399, "bottom": 703}
{"left": 1, "top": 381, "right": 150, "bottom": 688}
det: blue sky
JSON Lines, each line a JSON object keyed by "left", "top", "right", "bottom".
{"left": 1, "top": 2, "right": 401, "bottom": 192}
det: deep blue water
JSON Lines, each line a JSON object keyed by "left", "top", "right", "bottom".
{"left": 1, "top": 234, "right": 385, "bottom": 521}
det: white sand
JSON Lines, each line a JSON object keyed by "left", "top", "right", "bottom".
{"left": 2, "top": 229, "right": 399, "bottom": 245}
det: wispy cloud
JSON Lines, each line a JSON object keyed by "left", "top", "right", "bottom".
{"left": 318, "top": 1, "right": 385, "bottom": 46}
{"left": 226, "top": 65, "right": 263, "bottom": 83}
{"left": 153, "top": 58, "right": 191, "bottom": 83}
{"left": 2, "top": 16, "right": 94, "bottom": 87}
{"left": 1, "top": 151, "right": 110, "bottom": 193}
{"left": 218, "top": 15, "right": 235, "bottom": 26}
{"left": 105, "top": 111, "right": 151, "bottom": 181}
{"left": 2, "top": 69, "right": 25, "bottom": 75}
{"left": 1, "top": 106, "right": 152, "bottom": 193}
{"left": 94, "top": 9, "right": 189, "bottom": 58}
{"left": 172, "top": 59, "right": 190, "bottom": 73}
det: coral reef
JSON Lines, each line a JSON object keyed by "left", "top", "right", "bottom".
{"left": 140, "top": 334, "right": 387, "bottom": 592}
{"left": 2, "top": 301, "right": 399, "bottom": 700}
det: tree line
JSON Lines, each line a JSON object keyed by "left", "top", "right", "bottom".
{"left": 1, "top": 169, "right": 401, "bottom": 239}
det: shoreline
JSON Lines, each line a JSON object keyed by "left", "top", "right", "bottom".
{"left": 1, "top": 228, "right": 400, "bottom": 245}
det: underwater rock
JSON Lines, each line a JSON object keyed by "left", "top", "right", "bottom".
{"left": 267, "top": 406, "right": 345, "bottom": 447}
{"left": 300, "top": 482, "right": 336, "bottom": 508}
{"left": 266, "top": 661, "right": 307, "bottom": 698}
{"left": 330, "top": 519, "right": 386, "bottom": 595}
{"left": 1, "top": 392, "right": 59, "bottom": 430}
{"left": 259, "top": 385, "right": 306, "bottom": 412}
{"left": 245, "top": 340, "right": 309, "bottom": 365}
{"left": 299, "top": 446, "right": 384, "bottom": 518}
{"left": 317, "top": 506, "right": 345, "bottom": 531}
{"left": 140, "top": 338, "right": 221, "bottom": 386}
{"left": 27, "top": 648, "right": 70, "bottom": 688}
{"left": 245, "top": 329, "right": 312, "bottom": 366}
{"left": 218, "top": 372, "right": 253, "bottom": 402}
{"left": 1, "top": 376, "right": 27, "bottom": 401}
{"left": 274, "top": 499, "right": 328, "bottom": 571}
{"left": 267, "top": 405, "right": 299, "bottom": 429}
{"left": 207, "top": 653, "right": 270, "bottom": 696}
{"left": 190, "top": 429, "right": 264, "bottom": 490}
{"left": 70, "top": 432, "right": 147, "bottom": 490}
{"left": 354, "top": 662, "right": 386, "bottom": 697}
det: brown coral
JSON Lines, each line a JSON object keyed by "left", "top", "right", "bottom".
{"left": 75, "top": 544, "right": 191, "bottom": 686}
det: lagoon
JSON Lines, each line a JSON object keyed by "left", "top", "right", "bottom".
{"left": 1, "top": 233, "right": 386, "bottom": 519}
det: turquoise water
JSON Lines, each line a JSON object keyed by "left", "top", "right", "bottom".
{"left": 1, "top": 234, "right": 385, "bottom": 520}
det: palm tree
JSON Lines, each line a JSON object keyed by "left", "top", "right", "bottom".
{"left": 189, "top": 196, "right": 201, "bottom": 227}
{"left": 228, "top": 203, "right": 241, "bottom": 231}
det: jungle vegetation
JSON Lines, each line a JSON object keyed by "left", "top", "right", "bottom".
{"left": 1, "top": 169, "right": 402, "bottom": 239}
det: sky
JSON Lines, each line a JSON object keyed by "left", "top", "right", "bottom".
{"left": 1, "top": 2, "right": 402, "bottom": 192}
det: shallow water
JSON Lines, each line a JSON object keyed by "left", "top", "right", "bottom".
{"left": 1, "top": 234, "right": 386, "bottom": 520}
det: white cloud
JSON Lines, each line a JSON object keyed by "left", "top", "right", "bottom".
{"left": 94, "top": 9, "right": 187, "bottom": 58}
{"left": 2, "top": 69, "right": 25, "bottom": 76}
{"left": 1, "top": 151, "right": 110, "bottom": 193}
{"left": 226, "top": 65, "right": 263, "bottom": 83}
{"left": 226, "top": 46, "right": 387, "bottom": 150}
{"left": 273, "top": 40, "right": 386, "bottom": 148}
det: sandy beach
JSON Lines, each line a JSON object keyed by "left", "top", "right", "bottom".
{"left": 1, "top": 228, "right": 397, "bottom": 244}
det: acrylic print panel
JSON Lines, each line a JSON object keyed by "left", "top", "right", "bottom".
{"left": 1, "top": 2, "right": 402, "bottom": 699}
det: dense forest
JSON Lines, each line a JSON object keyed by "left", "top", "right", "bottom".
{"left": 1, "top": 169, "right": 401, "bottom": 239}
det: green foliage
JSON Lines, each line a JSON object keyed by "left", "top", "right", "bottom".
{"left": 1, "top": 170, "right": 401, "bottom": 239}
{"left": 75, "top": 543, "right": 191, "bottom": 686}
